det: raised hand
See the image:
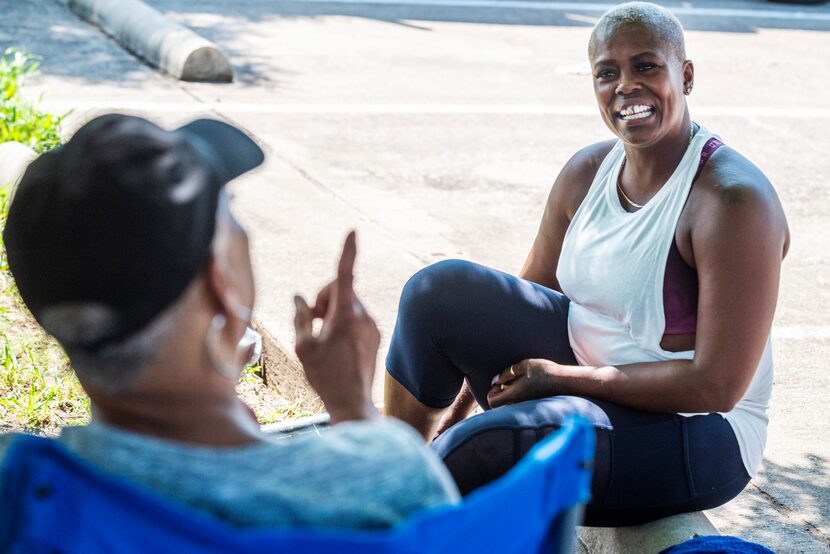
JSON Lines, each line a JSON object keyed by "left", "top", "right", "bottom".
{"left": 293, "top": 231, "right": 381, "bottom": 424}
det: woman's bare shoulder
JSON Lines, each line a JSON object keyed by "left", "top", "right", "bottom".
{"left": 696, "top": 145, "right": 783, "bottom": 211}
{"left": 552, "top": 139, "right": 617, "bottom": 217}
{"left": 563, "top": 139, "right": 617, "bottom": 180}
{"left": 692, "top": 144, "right": 790, "bottom": 254}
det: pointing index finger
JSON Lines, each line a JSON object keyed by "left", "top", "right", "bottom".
{"left": 336, "top": 231, "right": 357, "bottom": 304}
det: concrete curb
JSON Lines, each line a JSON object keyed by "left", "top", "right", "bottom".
{"left": 251, "top": 317, "right": 321, "bottom": 410}
{"left": 577, "top": 512, "right": 720, "bottom": 553}
{"left": 68, "top": 0, "right": 233, "bottom": 82}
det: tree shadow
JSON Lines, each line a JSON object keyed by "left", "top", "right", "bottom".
{"left": 2, "top": 0, "right": 168, "bottom": 87}
{"left": 2, "top": 0, "right": 298, "bottom": 88}
{"left": 712, "top": 452, "right": 830, "bottom": 550}
{"left": 148, "top": 0, "right": 830, "bottom": 86}
{"left": 145, "top": 0, "right": 830, "bottom": 34}
{"left": 6, "top": 0, "right": 829, "bottom": 88}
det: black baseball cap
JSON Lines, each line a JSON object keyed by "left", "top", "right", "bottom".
{"left": 3, "top": 114, "right": 264, "bottom": 350}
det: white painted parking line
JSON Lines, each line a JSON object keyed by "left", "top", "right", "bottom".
{"left": 772, "top": 326, "right": 830, "bottom": 340}
{"left": 46, "top": 100, "right": 830, "bottom": 119}
{"left": 284, "top": 0, "right": 830, "bottom": 22}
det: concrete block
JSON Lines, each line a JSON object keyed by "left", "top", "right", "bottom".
{"left": 68, "top": 0, "right": 233, "bottom": 82}
{"left": 577, "top": 512, "right": 720, "bottom": 554}
{"left": 0, "top": 141, "right": 37, "bottom": 202}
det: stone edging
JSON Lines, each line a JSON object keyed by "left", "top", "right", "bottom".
{"left": 577, "top": 511, "right": 720, "bottom": 553}
{"left": 68, "top": 0, "right": 233, "bottom": 82}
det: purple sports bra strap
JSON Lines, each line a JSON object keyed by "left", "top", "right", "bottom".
{"left": 693, "top": 137, "right": 723, "bottom": 182}
{"left": 661, "top": 136, "right": 725, "bottom": 336}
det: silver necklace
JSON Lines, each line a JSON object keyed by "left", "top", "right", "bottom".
{"left": 618, "top": 125, "right": 695, "bottom": 211}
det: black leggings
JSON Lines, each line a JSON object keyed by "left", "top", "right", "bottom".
{"left": 386, "top": 260, "right": 750, "bottom": 526}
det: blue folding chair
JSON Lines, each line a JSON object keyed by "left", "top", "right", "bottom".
{"left": 0, "top": 416, "right": 593, "bottom": 554}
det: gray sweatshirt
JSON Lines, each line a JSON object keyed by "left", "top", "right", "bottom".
{"left": 0, "top": 418, "right": 460, "bottom": 529}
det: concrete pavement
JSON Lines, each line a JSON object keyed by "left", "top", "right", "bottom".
{"left": 5, "top": 0, "right": 830, "bottom": 550}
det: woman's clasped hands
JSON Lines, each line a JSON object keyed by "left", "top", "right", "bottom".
{"left": 487, "top": 359, "right": 561, "bottom": 408}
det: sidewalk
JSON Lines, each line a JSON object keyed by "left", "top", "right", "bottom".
{"left": 6, "top": 0, "right": 830, "bottom": 550}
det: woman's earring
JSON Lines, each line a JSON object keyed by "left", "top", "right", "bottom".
{"left": 684, "top": 84, "right": 693, "bottom": 95}
{"left": 205, "top": 314, "right": 243, "bottom": 380}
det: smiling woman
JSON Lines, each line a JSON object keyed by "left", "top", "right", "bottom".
{"left": 383, "top": 1, "right": 790, "bottom": 526}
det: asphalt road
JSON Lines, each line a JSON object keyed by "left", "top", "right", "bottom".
{"left": 4, "top": 0, "right": 830, "bottom": 550}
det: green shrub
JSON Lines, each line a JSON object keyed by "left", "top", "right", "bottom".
{"left": 0, "top": 48, "right": 66, "bottom": 154}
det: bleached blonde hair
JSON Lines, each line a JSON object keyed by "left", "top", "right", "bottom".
{"left": 589, "top": 2, "right": 687, "bottom": 63}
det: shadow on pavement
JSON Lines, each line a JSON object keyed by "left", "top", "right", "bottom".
{"left": 724, "top": 453, "right": 830, "bottom": 550}
{"left": 1, "top": 0, "right": 163, "bottom": 87}
{"left": 141, "top": 0, "right": 830, "bottom": 85}
{"left": 146, "top": 0, "right": 830, "bottom": 34}
{"left": 4, "top": 0, "right": 829, "bottom": 87}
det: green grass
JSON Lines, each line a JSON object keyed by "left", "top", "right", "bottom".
{"left": 236, "top": 365, "right": 322, "bottom": 424}
{"left": 0, "top": 333, "right": 89, "bottom": 433}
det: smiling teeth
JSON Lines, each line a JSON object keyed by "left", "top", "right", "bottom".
{"left": 619, "top": 105, "right": 653, "bottom": 119}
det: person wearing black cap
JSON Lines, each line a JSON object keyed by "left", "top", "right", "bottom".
{"left": 0, "top": 113, "right": 459, "bottom": 528}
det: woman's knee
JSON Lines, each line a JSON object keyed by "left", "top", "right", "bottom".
{"left": 430, "top": 397, "right": 612, "bottom": 494}
{"left": 434, "top": 397, "right": 609, "bottom": 451}
{"left": 398, "top": 259, "right": 484, "bottom": 323}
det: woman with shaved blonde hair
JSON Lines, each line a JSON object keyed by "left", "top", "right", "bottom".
{"left": 384, "top": 2, "right": 789, "bottom": 525}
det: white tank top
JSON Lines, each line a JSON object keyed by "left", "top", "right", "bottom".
{"left": 556, "top": 126, "right": 772, "bottom": 477}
